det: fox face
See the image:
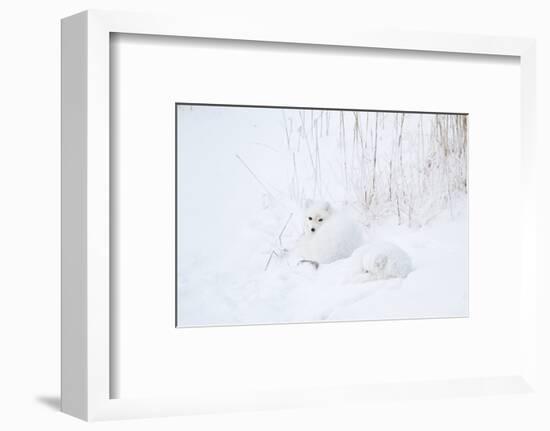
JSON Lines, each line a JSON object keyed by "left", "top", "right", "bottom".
{"left": 363, "top": 254, "right": 389, "bottom": 276}
{"left": 304, "top": 200, "right": 332, "bottom": 235}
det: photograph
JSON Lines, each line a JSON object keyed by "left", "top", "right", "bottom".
{"left": 176, "top": 104, "right": 468, "bottom": 327}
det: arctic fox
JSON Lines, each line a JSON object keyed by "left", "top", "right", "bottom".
{"left": 295, "top": 200, "right": 364, "bottom": 265}
{"left": 351, "top": 241, "right": 413, "bottom": 281}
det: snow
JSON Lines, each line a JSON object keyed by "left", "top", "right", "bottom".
{"left": 176, "top": 105, "right": 468, "bottom": 327}
{"left": 177, "top": 203, "right": 468, "bottom": 326}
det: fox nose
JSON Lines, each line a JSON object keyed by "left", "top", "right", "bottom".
{"left": 310, "top": 228, "right": 315, "bottom": 232}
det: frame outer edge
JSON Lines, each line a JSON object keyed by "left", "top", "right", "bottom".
{"left": 86, "top": 9, "right": 111, "bottom": 421}
{"left": 60, "top": 8, "right": 540, "bottom": 420}
{"left": 519, "top": 41, "right": 538, "bottom": 390}
{"left": 61, "top": 11, "right": 89, "bottom": 421}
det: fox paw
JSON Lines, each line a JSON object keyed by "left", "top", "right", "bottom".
{"left": 297, "top": 259, "right": 319, "bottom": 270}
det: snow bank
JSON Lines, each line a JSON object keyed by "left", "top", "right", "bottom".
{"left": 177, "top": 204, "right": 468, "bottom": 327}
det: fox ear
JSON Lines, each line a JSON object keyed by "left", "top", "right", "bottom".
{"left": 324, "top": 201, "right": 332, "bottom": 212}
{"left": 304, "top": 199, "right": 313, "bottom": 209}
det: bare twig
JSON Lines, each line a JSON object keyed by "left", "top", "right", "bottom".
{"left": 278, "top": 212, "right": 294, "bottom": 247}
{"left": 265, "top": 213, "right": 294, "bottom": 271}
{"left": 264, "top": 250, "right": 278, "bottom": 271}
{"left": 235, "top": 154, "right": 274, "bottom": 199}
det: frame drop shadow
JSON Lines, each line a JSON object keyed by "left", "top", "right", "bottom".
{"left": 35, "top": 395, "right": 60, "bottom": 411}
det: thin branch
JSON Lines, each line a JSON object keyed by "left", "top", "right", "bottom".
{"left": 278, "top": 213, "right": 294, "bottom": 247}
{"left": 235, "top": 154, "right": 275, "bottom": 199}
{"left": 264, "top": 250, "right": 278, "bottom": 271}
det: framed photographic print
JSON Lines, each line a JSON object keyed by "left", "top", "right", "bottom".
{"left": 62, "top": 10, "right": 541, "bottom": 422}
{"left": 175, "top": 104, "right": 469, "bottom": 327}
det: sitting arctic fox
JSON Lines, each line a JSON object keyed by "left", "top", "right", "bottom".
{"left": 295, "top": 200, "right": 364, "bottom": 266}
{"left": 351, "top": 241, "right": 413, "bottom": 281}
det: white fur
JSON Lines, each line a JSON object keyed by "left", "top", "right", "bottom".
{"left": 351, "top": 241, "right": 413, "bottom": 281}
{"left": 295, "top": 200, "right": 364, "bottom": 264}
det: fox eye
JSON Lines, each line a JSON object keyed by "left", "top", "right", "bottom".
{"left": 318, "top": 218, "right": 323, "bottom": 222}
{"left": 308, "top": 217, "right": 313, "bottom": 220}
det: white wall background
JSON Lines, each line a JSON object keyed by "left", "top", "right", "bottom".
{"left": 0, "top": 1, "right": 548, "bottom": 430}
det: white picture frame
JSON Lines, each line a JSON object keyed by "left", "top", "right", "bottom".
{"left": 61, "top": 9, "right": 539, "bottom": 421}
